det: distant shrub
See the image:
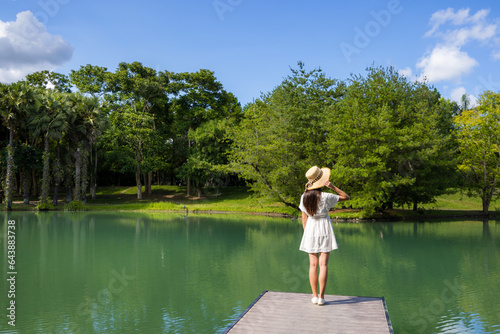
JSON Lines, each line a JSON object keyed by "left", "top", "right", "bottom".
{"left": 64, "top": 201, "right": 87, "bottom": 211}
{"left": 36, "top": 198, "right": 55, "bottom": 211}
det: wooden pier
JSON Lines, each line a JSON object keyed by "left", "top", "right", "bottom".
{"left": 223, "top": 291, "right": 393, "bottom": 333}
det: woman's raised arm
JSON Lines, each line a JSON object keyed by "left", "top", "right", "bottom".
{"left": 323, "top": 181, "right": 350, "bottom": 202}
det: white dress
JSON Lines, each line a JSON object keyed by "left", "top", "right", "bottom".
{"left": 299, "top": 192, "right": 339, "bottom": 253}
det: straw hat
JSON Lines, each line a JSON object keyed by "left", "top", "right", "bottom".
{"left": 305, "top": 166, "right": 331, "bottom": 190}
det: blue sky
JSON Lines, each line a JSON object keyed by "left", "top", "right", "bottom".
{"left": 1, "top": 0, "right": 499, "bottom": 106}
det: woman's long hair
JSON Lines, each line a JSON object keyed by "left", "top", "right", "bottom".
{"left": 303, "top": 189, "right": 321, "bottom": 216}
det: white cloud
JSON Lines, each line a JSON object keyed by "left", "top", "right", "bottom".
{"left": 416, "top": 45, "right": 478, "bottom": 82}
{"left": 450, "top": 86, "right": 466, "bottom": 104}
{"left": 442, "top": 21, "right": 497, "bottom": 47}
{"left": 0, "top": 11, "right": 73, "bottom": 83}
{"left": 450, "top": 86, "right": 477, "bottom": 107}
{"left": 425, "top": 8, "right": 490, "bottom": 37}
{"left": 416, "top": 8, "right": 499, "bottom": 84}
{"left": 425, "top": 8, "right": 470, "bottom": 37}
{"left": 398, "top": 67, "right": 413, "bottom": 78}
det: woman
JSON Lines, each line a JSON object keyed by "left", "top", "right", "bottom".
{"left": 299, "top": 166, "right": 350, "bottom": 306}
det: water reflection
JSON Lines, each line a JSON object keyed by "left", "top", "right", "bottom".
{"left": 0, "top": 213, "right": 499, "bottom": 334}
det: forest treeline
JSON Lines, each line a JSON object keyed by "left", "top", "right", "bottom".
{"left": 0, "top": 61, "right": 499, "bottom": 215}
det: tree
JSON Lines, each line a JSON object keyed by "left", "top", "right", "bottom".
{"left": 454, "top": 91, "right": 500, "bottom": 215}
{"left": 103, "top": 110, "right": 159, "bottom": 199}
{"left": 229, "top": 63, "right": 345, "bottom": 209}
{"left": 178, "top": 118, "right": 234, "bottom": 197}
{"left": 459, "top": 93, "right": 471, "bottom": 115}
{"left": 25, "top": 70, "right": 72, "bottom": 93}
{"left": 0, "top": 82, "right": 38, "bottom": 210}
{"left": 169, "top": 70, "right": 241, "bottom": 196}
{"left": 326, "top": 66, "right": 457, "bottom": 214}
{"left": 30, "top": 90, "right": 71, "bottom": 204}
{"left": 15, "top": 143, "right": 42, "bottom": 204}
{"left": 168, "top": 69, "right": 240, "bottom": 195}
{"left": 70, "top": 64, "right": 109, "bottom": 98}
{"left": 70, "top": 64, "right": 109, "bottom": 199}
{"left": 0, "top": 83, "right": 18, "bottom": 210}
{"left": 105, "top": 62, "right": 167, "bottom": 196}
{"left": 65, "top": 93, "right": 102, "bottom": 203}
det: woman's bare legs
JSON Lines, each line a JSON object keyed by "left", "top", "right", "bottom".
{"left": 318, "top": 252, "right": 330, "bottom": 298}
{"left": 309, "top": 252, "right": 331, "bottom": 299}
{"left": 308, "top": 253, "right": 319, "bottom": 297}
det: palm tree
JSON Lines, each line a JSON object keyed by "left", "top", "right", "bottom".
{"left": 83, "top": 96, "right": 103, "bottom": 201}
{"left": 62, "top": 94, "right": 83, "bottom": 203}
{"left": 30, "top": 90, "right": 71, "bottom": 204}
{"left": 79, "top": 95, "right": 101, "bottom": 203}
{"left": 64, "top": 93, "right": 101, "bottom": 203}
{"left": 0, "top": 82, "right": 37, "bottom": 210}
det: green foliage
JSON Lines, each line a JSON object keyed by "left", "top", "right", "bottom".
{"left": 326, "top": 66, "right": 457, "bottom": 214}
{"left": 64, "top": 200, "right": 87, "bottom": 211}
{"left": 178, "top": 118, "right": 235, "bottom": 193}
{"left": 105, "top": 61, "right": 165, "bottom": 114}
{"left": 25, "top": 70, "right": 71, "bottom": 93}
{"left": 36, "top": 198, "right": 55, "bottom": 211}
{"left": 2, "top": 61, "right": 497, "bottom": 218}
{"left": 30, "top": 90, "right": 72, "bottom": 141}
{"left": 1, "top": 63, "right": 243, "bottom": 208}
{"left": 70, "top": 64, "right": 109, "bottom": 97}
{"left": 0, "top": 82, "right": 39, "bottom": 209}
{"left": 15, "top": 142, "right": 43, "bottom": 171}
{"left": 104, "top": 110, "right": 160, "bottom": 172}
{"left": 229, "top": 62, "right": 345, "bottom": 209}
{"left": 168, "top": 69, "right": 242, "bottom": 194}
{"left": 453, "top": 91, "right": 500, "bottom": 214}
{"left": 30, "top": 90, "right": 74, "bottom": 202}
{"left": 102, "top": 62, "right": 170, "bottom": 198}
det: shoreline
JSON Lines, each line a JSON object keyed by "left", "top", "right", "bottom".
{"left": 5, "top": 185, "right": 500, "bottom": 222}
{"left": 5, "top": 205, "right": 499, "bottom": 222}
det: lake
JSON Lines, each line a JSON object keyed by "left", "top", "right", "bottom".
{"left": 0, "top": 212, "right": 499, "bottom": 333}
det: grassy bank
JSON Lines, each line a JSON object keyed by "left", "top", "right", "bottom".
{"left": 9, "top": 186, "right": 500, "bottom": 220}
{"left": 10, "top": 186, "right": 297, "bottom": 217}
{"left": 87, "top": 186, "right": 298, "bottom": 216}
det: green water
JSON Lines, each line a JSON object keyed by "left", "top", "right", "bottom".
{"left": 0, "top": 212, "right": 499, "bottom": 334}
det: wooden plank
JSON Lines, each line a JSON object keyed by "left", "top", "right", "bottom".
{"left": 224, "top": 291, "right": 393, "bottom": 334}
